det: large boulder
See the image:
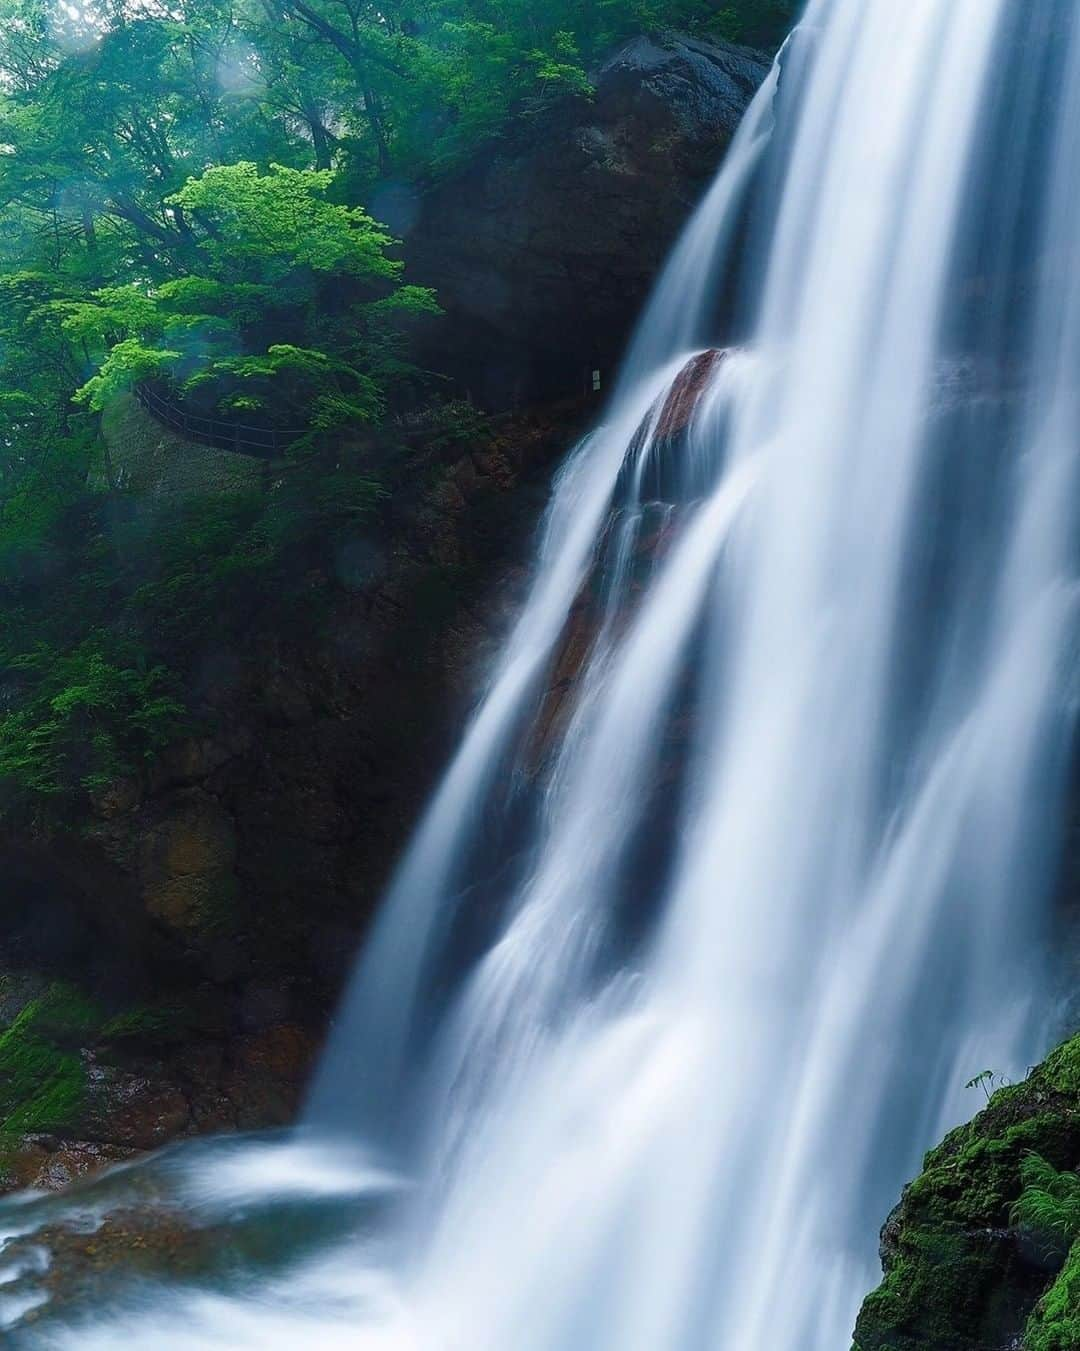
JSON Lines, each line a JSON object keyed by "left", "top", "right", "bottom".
{"left": 401, "top": 35, "right": 771, "bottom": 406}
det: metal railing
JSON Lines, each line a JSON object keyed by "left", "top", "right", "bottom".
{"left": 134, "top": 384, "right": 306, "bottom": 460}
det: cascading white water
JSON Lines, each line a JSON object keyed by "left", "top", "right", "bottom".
{"left": 4, "top": 1, "right": 1080, "bottom": 1346}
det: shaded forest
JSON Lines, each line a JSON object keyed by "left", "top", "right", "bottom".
{"left": 0, "top": 0, "right": 793, "bottom": 816}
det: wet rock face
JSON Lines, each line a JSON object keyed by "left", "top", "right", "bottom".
{"left": 649, "top": 349, "right": 729, "bottom": 443}
{"left": 404, "top": 36, "right": 771, "bottom": 407}
{"left": 621, "top": 346, "right": 731, "bottom": 502}
{"left": 530, "top": 350, "right": 725, "bottom": 775}
{"left": 139, "top": 798, "right": 239, "bottom": 936}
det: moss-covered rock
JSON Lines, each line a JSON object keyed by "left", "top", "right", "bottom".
{"left": 0, "top": 983, "right": 102, "bottom": 1137}
{"left": 853, "top": 1034, "right": 1080, "bottom": 1351}
{"left": 1026, "top": 1237, "right": 1080, "bottom": 1351}
{"left": 0, "top": 975, "right": 317, "bottom": 1194}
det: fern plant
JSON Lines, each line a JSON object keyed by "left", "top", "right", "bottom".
{"left": 1013, "top": 1154, "right": 1080, "bottom": 1249}
{"left": 1015, "top": 1155, "right": 1080, "bottom": 1351}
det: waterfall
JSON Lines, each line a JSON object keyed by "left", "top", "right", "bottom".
{"left": 5, "top": 0, "right": 1080, "bottom": 1346}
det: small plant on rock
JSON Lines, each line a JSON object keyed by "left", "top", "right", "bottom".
{"left": 965, "top": 1068, "right": 1011, "bottom": 1102}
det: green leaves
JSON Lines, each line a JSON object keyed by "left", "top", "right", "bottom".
{"left": 59, "top": 284, "right": 162, "bottom": 344}
{"left": 168, "top": 162, "right": 400, "bottom": 283}
{"left": 965, "top": 1068, "right": 1011, "bottom": 1101}
{"left": 51, "top": 159, "right": 431, "bottom": 422}
{"left": 1014, "top": 1154, "right": 1080, "bottom": 1249}
{"left": 185, "top": 342, "right": 386, "bottom": 429}
{"left": 0, "top": 641, "right": 186, "bottom": 800}
{"left": 0, "top": 0, "right": 798, "bottom": 826}
{"left": 75, "top": 338, "right": 183, "bottom": 411}
{"left": 0, "top": 0, "right": 796, "bottom": 439}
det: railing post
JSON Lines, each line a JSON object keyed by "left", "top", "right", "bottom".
{"left": 135, "top": 383, "right": 303, "bottom": 460}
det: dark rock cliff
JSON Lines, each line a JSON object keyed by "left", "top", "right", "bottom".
{"left": 402, "top": 34, "right": 771, "bottom": 406}
{"left": 0, "top": 397, "right": 586, "bottom": 1187}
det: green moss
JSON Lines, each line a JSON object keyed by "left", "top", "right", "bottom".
{"left": 1043, "top": 1038, "right": 1080, "bottom": 1097}
{"left": 853, "top": 1034, "right": 1080, "bottom": 1351}
{"left": 0, "top": 982, "right": 201, "bottom": 1143}
{"left": 0, "top": 983, "right": 105, "bottom": 1135}
{"left": 1026, "top": 1237, "right": 1080, "bottom": 1351}
{"left": 853, "top": 1231, "right": 1007, "bottom": 1351}
{"left": 0, "top": 1049, "right": 84, "bottom": 1134}
{"left": 21, "top": 982, "right": 105, "bottom": 1040}
{"left": 100, "top": 1003, "right": 187, "bottom": 1045}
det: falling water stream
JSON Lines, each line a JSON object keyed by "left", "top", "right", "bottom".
{"left": 4, "top": 0, "right": 1080, "bottom": 1345}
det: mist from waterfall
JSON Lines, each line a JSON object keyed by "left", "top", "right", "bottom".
{"left": 4, "top": 0, "right": 1080, "bottom": 1346}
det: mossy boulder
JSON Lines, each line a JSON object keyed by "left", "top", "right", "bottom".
{"left": 0, "top": 983, "right": 101, "bottom": 1136}
{"left": 1025, "top": 1237, "right": 1080, "bottom": 1351}
{"left": 0, "top": 976, "right": 316, "bottom": 1194}
{"left": 0, "top": 981, "right": 196, "bottom": 1165}
{"left": 853, "top": 1035, "right": 1080, "bottom": 1351}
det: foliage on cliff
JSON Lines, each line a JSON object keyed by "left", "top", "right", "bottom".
{"left": 0, "top": 0, "right": 792, "bottom": 815}
{"left": 852, "top": 1033, "right": 1080, "bottom": 1351}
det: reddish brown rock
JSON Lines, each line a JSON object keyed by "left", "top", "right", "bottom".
{"left": 3, "top": 1137, "right": 138, "bottom": 1193}
{"left": 628, "top": 347, "right": 728, "bottom": 462}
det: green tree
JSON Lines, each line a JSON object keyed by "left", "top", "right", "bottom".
{"left": 61, "top": 162, "right": 437, "bottom": 429}
{"left": 0, "top": 0, "right": 797, "bottom": 816}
